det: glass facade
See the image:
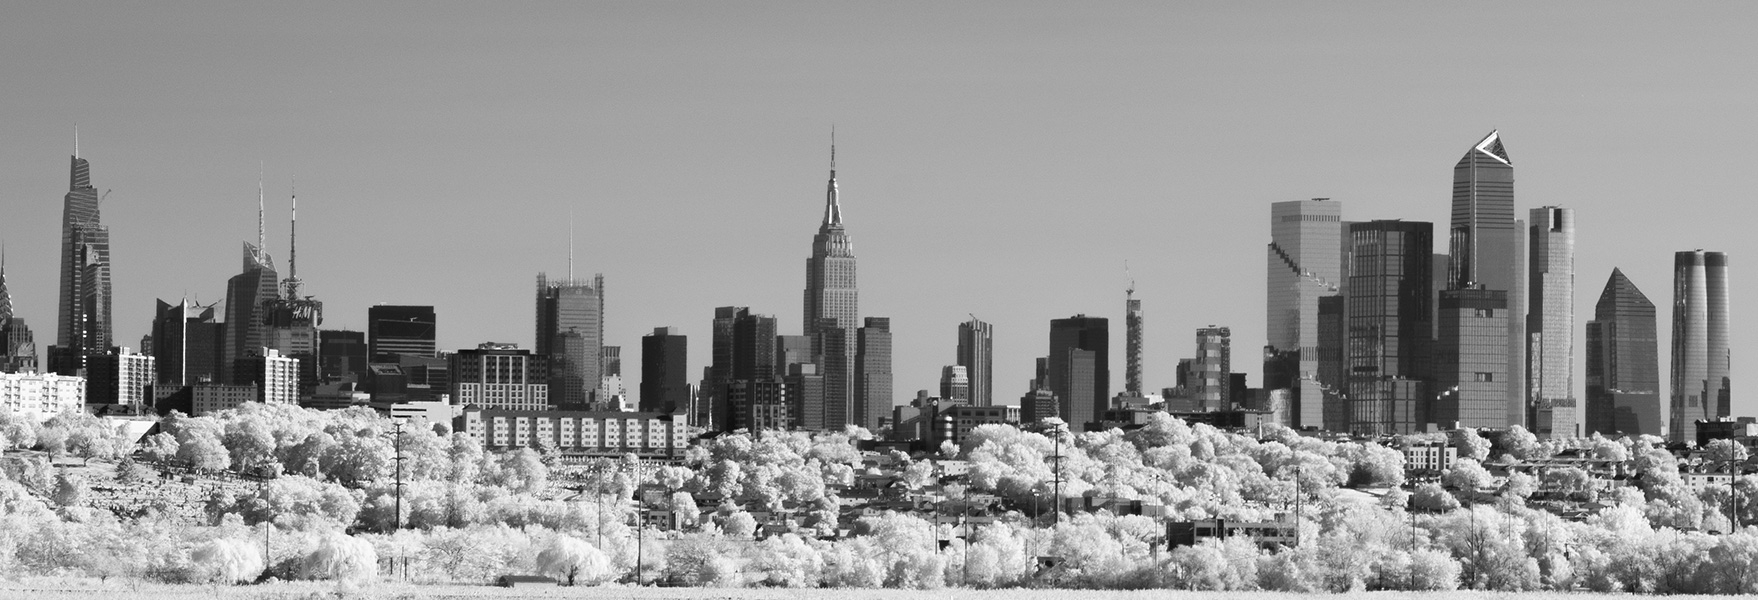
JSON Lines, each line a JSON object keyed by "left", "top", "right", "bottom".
{"left": 1670, "top": 250, "right": 1731, "bottom": 441}
{"left": 1265, "top": 198, "right": 1342, "bottom": 428}
{"left": 1585, "top": 269, "right": 1660, "bottom": 436}
{"left": 1527, "top": 207, "right": 1576, "bottom": 438}
{"left": 1435, "top": 288, "right": 1510, "bottom": 429}
{"left": 1346, "top": 221, "right": 1432, "bottom": 434}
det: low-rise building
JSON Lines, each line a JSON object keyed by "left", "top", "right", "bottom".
{"left": 456, "top": 406, "right": 692, "bottom": 459}
{"left": 0, "top": 371, "right": 84, "bottom": 421}
{"left": 1403, "top": 442, "right": 1457, "bottom": 472}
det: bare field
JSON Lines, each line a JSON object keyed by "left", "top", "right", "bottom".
{"left": 0, "top": 580, "right": 1715, "bottom": 600}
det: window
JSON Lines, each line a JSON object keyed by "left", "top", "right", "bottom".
{"left": 1474, "top": 372, "right": 1494, "bottom": 382}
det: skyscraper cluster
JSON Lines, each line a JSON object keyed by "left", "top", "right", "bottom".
{"left": 1259, "top": 131, "right": 1728, "bottom": 439}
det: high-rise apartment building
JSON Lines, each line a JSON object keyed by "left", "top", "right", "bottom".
{"left": 1448, "top": 131, "right": 1525, "bottom": 427}
{"left": 640, "top": 327, "right": 688, "bottom": 414}
{"left": 0, "top": 372, "right": 85, "bottom": 422}
{"left": 1585, "top": 269, "right": 1661, "bottom": 436}
{"left": 536, "top": 273, "right": 603, "bottom": 405}
{"left": 1346, "top": 220, "right": 1433, "bottom": 435}
{"left": 1048, "top": 315, "right": 1108, "bottom": 428}
{"left": 52, "top": 151, "right": 113, "bottom": 376}
{"left": 451, "top": 343, "right": 550, "bottom": 411}
{"left": 86, "top": 348, "right": 155, "bottom": 411}
{"left": 854, "top": 317, "right": 892, "bottom": 431}
{"left": 957, "top": 318, "right": 993, "bottom": 406}
{"left": 1194, "top": 327, "right": 1232, "bottom": 411}
{"left": 1265, "top": 198, "right": 1343, "bottom": 428}
{"left": 368, "top": 305, "right": 437, "bottom": 362}
{"left": 151, "top": 299, "right": 223, "bottom": 385}
{"left": 785, "top": 363, "right": 826, "bottom": 430}
{"left": 1527, "top": 207, "right": 1576, "bottom": 438}
{"left": 1125, "top": 288, "right": 1144, "bottom": 398}
{"left": 232, "top": 347, "right": 299, "bottom": 405}
{"left": 1671, "top": 250, "right": 1731, "bottom": 441}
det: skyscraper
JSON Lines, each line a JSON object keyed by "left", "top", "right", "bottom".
{"left": 1448, "top": 131, "right": 1525, "bottom": 427}
{"left": 1527, "top": 207, "right": 1576, "bottom": 438}
{"left": 1347, "top": 220, "right": 1433, "bottom": 435}
{"left": 368, "top": 305, "right": 437, "bottom": 362}
{"left": 52, "top": 149, "right": 113, "bottom": 375}
{"left": 1671, "top": 250, "right": 1731, "bottom": 441}
{"left": 1265, "top": 198, "right": 1343, "bottom": 428}
{"left": 641, "top": 327, "right": 688, "bottom": 414}
{"left": 536, "top": 273, "right": 603, "bottom": 405}
{"left": 940, "top": 365, "right": 970, "bottom": 403}
{"left": 261, "top": 191, "right": 322, "bottom": 392}
{"left": 854, "top": 317, "right": 892, "bottom": 431}
{"left": 0, "top": 253, "right": 37, "bottom": 374}
{"left": 318, "top": 330, "right": 368, "bottom": 383}
{"left": 1125, "top": 286, "right": 1144, "bottom": 397}
{"left": 1433, "top": 288, "right": 1509, "bottom": 429}
{"left": 956, "top": 317, "right": 993, "bottom": 407}
{"left": 223, "top": 241, "right": 279, "bottom": 384}
{"left": 804, "top": 140, "right": 859, "bottom": 429}
{"left": 151, "top": 299, "right": 223, "bottom": 385}
{"left": 1048, "top": 315, "right": 1108, "bottom": 428}
{"left": 451, "top": 343, "right": 549, "bottom": 411}
{"left": 1194, "top": 327, "right": 1231, "bottom": 411}
{"left": 1585, "top": 268, "right": 1661, "bottom": 436}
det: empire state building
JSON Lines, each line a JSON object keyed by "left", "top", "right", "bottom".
{"left": 804, "top": 141, "right": 858, "bottom": 426}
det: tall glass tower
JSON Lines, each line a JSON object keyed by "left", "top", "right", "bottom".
{"left": 1527, "top": 206, "right": 1576, "bottom": 438}
{"left": 53, "top": 151, "right": 113, "bottom": 375}
{"left": 1347, "top": 220, "right": 1433, "bottom": 434}
{"left": 1265, "top": 198, "right": 1342, "bottom": 428}
{"left": 1449, "top": 131, "right": 1525, "bottom": 427}
{"left": 1585, "top": 268, "right": 1660, "bottom": 436}
{"left": 1670, "top": 250, "right": 1730, "bottom": 441}
{"left": 957, "top": 317, "right": 993, "bottom": 406}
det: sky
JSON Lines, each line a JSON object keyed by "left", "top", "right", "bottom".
{"left": 2, "top": 2, "right": 1755, "bottom": 420}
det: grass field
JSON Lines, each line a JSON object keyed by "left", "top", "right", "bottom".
{"left": 0, "top": 579, "right": 1695, "bottom": 600}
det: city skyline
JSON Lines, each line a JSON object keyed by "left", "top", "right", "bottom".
{"left": 3, "top": 4, "right": 1756, "bottom": 421}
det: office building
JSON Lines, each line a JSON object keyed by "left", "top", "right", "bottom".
{"left": 699, "top": 306, "right": 744, "bottom": 429}
{"left": 1194, "top": 327, "right": 1231, "bottom": 411}
{"left": 727, "top": 378, "right": 791, "bottom": 432}
{"left": 785, "top": 363, "right": 826, "bottom": 430}
{"left": 956, "top": 317, "right": 993, "bottom": 406}
{"left": 1447, "top": 131, "right": 1526, "bottom": 427}
{"left": 804, "top": 142, "right": 859, "bottom": 430}
{"left": 1671, "top": 250, "right": 1731, "bottom": 441}
{"left": 150, "top": 299, "right": 223, "bottom": 386}
{"left": 1433, "top": 289, "right": 1510, "bottom": 429}
{"left": 319, "top": 330, "right": 369, "bottom": 383}
{"left": 1048, "top": 315, "right": 1109, "bottom": 428}
{"left": 1346, "top": 220, "right": 1433, "bottom": 435}
{"left": 640, "top": 327, "right": 689, "bottom": 414}
{"left": 368, "top": 305, "right": 436, "bottom": 362}
{"left": 0, "top": 258, "right": 38, "bottom": 374}
{"left": 223, "top": 241, "right": 279, "bottom": 384}
{"left": 0, "top": 372, "right": 85, "bottom": 422}
{"left": 1527, "top": 207, "right": 1576, "bottom": 438}
{"left": 50, "top": 148, "right": 113, "bottom": 376}
{"left": 536, "top": 273, "right": 603, "bottom": 404}
{"left": 1585, "top": 269, "right": 1661, "bottom": 436}
{"left": 451, "top": 343, "right": 550, "bottom": 411}
{"left": 1316, "top": 295, "right": 1347, "bottom": 431}
{"left": 601, "top": 346, "right": 621, "bottom": 378}
{"left": 1265, "top": 198, "right": 1343, "bottom": 428}
{"left": 86, "top": 348, "right": 155, "bottom": 411}
{"left": 940, "top": 365, "right": 970, "bottom": 403}
{"left": 854, "top": 317, "right": 892, "bottom": 431}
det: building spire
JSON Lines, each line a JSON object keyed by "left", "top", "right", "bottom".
{"left": 0, "top": 243, "right": 11, "bottom": 327}
{"left": 74, "top": 124, "right": 79, "bottom": 159}
{"left": 285, "top": 178, "right": 301, "bottom": 298}
{"left": 258, "top": 162, "right": 266, "bottom": 253}
{"left": 823, "top": 128, "right": 842, "bottom": 227}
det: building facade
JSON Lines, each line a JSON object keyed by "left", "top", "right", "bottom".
{"left": 223, "top": 242, "right": 279, "bottom": 384}
{"left": 535, "top": 273, "right": 603, "bottom": 405}
{"left": 1265, "top": 198, "right": 1343, "bottom": 429}
{"left": 231, "top": 347, "right": 299, "bottom": 405}
{"left": 640, "top": 327, "right": 689, "bottom": 414}
{"left": 1585, "top": 268, "right": 1661, "bottom": 436}
{"left": 0, "top": 372, "right": 85, "bottom": 422}
{"left": 52, "top": 152, "right": 113, "bottom": 376}
{"left": 1527, "top": 206, "right": 1576, "bottom": 438}
{"left": 368, "top": 305, "right": 437, "bottom": 362}
{"left": 456, "top": 407, "right": 692, "bottom": 459}
{"left": 1194, "top": 327, "right": 1232, "bottom": 411}
{"left": 940, "top": 365, "right": 970, "bottom": 403}
{"left": 1433, "top": 288, "right": 1510, "bottom": 429}
{"left": 1671, "top": 250, "right": 1731, "bottom": 441}
{"left": 85, "top": 348, "right": 155, "bottom": 411}
{"left": 855, "top": 317, "right": 893, "bottom": 431}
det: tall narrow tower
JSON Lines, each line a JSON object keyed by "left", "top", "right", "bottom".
{"left": 261, "top": 186, "right": 324, "bottom": 391}
{"left": 957, "top": 317, "right": 993, "bottom": 406}
{"left": 1125, "top": 278, "right": 1144, "bottom": 397}
{"left": 1527, "top": 207, "right": 1576, "bottom": 438}
{"left": 52, "top": 142, "right": 113, "bottom": 375}
{"left": 1449, "top": 131, "right": 1525, "bottom": 427}
{"left": 804, "top": 136, "right": 859, "bottom": 425}
{"left": 1585, "top": 268, "right": 1660, "bottom": 436}
{"left": 1671, "top": 250, "right": 1731, "bottom": 441}
{"left": 536, "top": 273, "right": 603, "bottom": 406}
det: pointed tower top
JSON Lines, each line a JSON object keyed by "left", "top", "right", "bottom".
{"left": 258, "top": 162, "right": 266, "bottom": 253}
{"left": 0, "top": 243, "right": 11, "bottom": 326}
{"left": 74, "top": 124, "right": 79, "bottom": 159}
{"left": 1472, "top": 129, "right": 1511, "bottom": 165}
{"left": 823, "top": 130, "right": 843, "bottom": 228}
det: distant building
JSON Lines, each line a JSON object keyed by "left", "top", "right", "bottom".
{"left": 1433, "top": 288, "right": 1510, "bottom": 430}
{"left": 232, "top": 347, "right": 299, "bottom": 405}
{"left": 640, "top": 327, "right": 689, "bottom": 414}
{"left": 1671, "top": 250, "right": 1731, "bottom": 442}
{"left": 536, "top": 273, "right": 603, "bottom": 406}
{"left": 786, "top": 363, "right": 826, "bottom": 430}
{"left": 318, "top": 329, "right": 369, "bottom": 383}
{"left": 855, "top": 317, "right": 893, "bottom": 431}
{"left": 1527, "top": 206, "right": 1577, "bottom": 439}
{"left": 803, "top": 143, "right": 859, "bottom": 431}
{"left": 151, "top": 299, "right": 223, "bottom": 385}
{"left": 368, "top": 305, "right": 436, "bottom": 362}
{"left": 1448, "top": 131, "right": 1526, "bottom": 429}
{"left": 957, "top": 318, "right": 994, "bottom": 407}
{"left": 0, "top": 259, "right": 38, "bottom": 374}
{"left": 939, "top": 365, "right": 970, "bottom": 403}
{"left": 1585, "top": 268, "right": 1662, "bottom": 437}
{"left": 1346, "top": 220, "right": 1433, "bottom": 435}
{"left": 1019, "top": 386, "right": 1057, "bottom": 425}
{"left": 600, "top": 345, "right": 621, "bottom": 378}
{"left": 1049, "top": 315, "right": 1108, "bottom": 429}
{"left": 728, "top": 378, "right": 790, "bottom": 432}
{"left": 85, "top": 348, "right": 154, "bottom": 411}
{"left": 52, "top": 153, "right": 114, "bottom": 377}
{"left": 191, "top": 383, "right": 260, "bottom": 416}
{"left": 222, "top": 242, "right": 278, "bottom": 385}
{"left": 450, "top": 343, "right": 549, "bottom": 411}
{"left": 1265, "top": 198, "right": 1343, "bottom": 430}
{"left": 0, "top": 371, "right": 84, "bottom": 421}
{"left": 456, "top": 406, "right": 691, "bottom": 459}
{"left": 1193, "top": 327, "right": 1231, "bottom": 411}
